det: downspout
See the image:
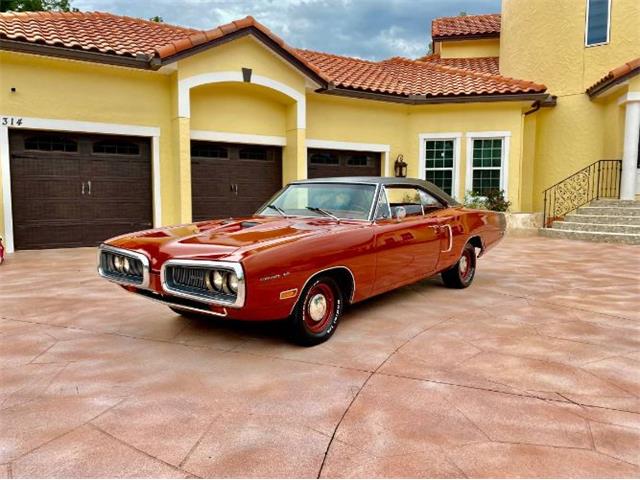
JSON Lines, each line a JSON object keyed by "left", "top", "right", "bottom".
{"left": 524, "top": 100, "right": 541, "bottom": 116}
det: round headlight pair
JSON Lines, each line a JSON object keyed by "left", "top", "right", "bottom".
{"left": 112, "top": 255, "right": 131, "bottom": 274}
{"left": 205, "top": 270, "right": 239, "bottom": 294}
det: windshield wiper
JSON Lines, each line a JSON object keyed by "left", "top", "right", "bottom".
{"left": 306, "top": 206, "right": 340, "bottom": 222}
{"left": 265, "top": 204, "right": 286, "bottom": 217}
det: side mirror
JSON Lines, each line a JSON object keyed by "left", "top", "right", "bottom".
{"left": 394, "top": 206, "right": 406, "bottom": 221}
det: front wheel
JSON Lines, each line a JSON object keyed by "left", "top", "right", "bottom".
{"left": 289, "top": 276, "right": 343, "bottom": 346}
{"left": 441, "top": 242, "right": 477, "bottom": 289}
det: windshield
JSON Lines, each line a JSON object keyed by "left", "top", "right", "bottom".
{"left": 258, "top": 183, "right": 377, "bottom": 220}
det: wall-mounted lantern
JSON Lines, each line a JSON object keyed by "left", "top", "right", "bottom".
{"left": 394, "top": 154, "right": 407, "bottom": 178}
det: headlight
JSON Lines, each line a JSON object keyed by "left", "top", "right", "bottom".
{"left": 113, "top": 255, "right": 124, "bottom": 272}
{"left": 123, "top": 257, "right": 131, "bottom": 274}
{"left": 228, "top": 272, "right": 239, "bottom": 293}
{"left": 213, "top": 270, "right": 225, "bottom": 290}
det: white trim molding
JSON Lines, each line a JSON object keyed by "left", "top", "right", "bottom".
{"left": 191, "top": 130, "right": 286, "bottom": 146}
{"left": 305, "top": 138, "right": 391, "bottom": 177}
{"left": 418, "top": 132, "right": 462, "bottom": 200}
{"left": 465, "top": 131, "right": 511, "bottom": 197}
{"left": 178, "top": 71, "right": 306, "bottom": 129}
{"left": 618, "top": 92, "right": 640, "bottom": 105}
{"left": 0, "top": 115, "right": 162, "bottom": 253}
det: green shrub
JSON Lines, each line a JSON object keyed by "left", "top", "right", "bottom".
{"left": 463, "top": 189, "right": 511, "bottom": 212}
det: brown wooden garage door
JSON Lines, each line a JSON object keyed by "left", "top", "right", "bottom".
{"left": 308, "top": 148, "right": 381, "bottom": 178}
{"left": 9, "top": 130, "right": 152, "bottom": 250}
{"left": 191, "top": 141, "right": 282, "bottom": 221}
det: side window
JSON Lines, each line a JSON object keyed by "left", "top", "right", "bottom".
{"left": 420, "top": 190, "right": 443, "bottom": 210}
{"left": 585, "top": 0, "right": 611, "bottom": 46}
{"left": 385, "top": 187, "right": 424, "bottom": 217}
{"left": 375, "top": 188, "right": 392, "bottom": 220}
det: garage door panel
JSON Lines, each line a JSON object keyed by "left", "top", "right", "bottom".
{"left": 9, "top": 130, "right": 152, "bottom": 250}
{"left": 308, "top": 148, "right": 381, "bottom": 178}
{"left": 191, "top": 142, "right": 282, "bottom": 221}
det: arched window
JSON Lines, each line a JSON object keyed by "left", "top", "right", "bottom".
{"left": 93, "top": 140, "right": 140, "bottom": 155}
{"left": 24, "top": 135, "right": 77, "bottom": 152}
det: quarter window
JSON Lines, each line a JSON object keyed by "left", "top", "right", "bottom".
{"left": 424, "top": 139, "right": 454, "bottom": 195}
{"left": 585, "top": 0, "right": 611, "bottom": 46}
{"left": 471, "top": 138, "right": 503, "bottom": 196}
{"left": 385, "top": 187, "right": 424, "bottom": 217}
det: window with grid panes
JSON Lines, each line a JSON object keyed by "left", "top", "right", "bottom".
{"left": 471, "top": 138, "right": 502, "bottom": 196}
{"left": 424, "top": 139, "right": 454, "bottom": 195}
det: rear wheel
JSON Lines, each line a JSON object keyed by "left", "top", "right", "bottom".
{"left": 289, "top": 276, "right": 343, "bottom": 346}
{"left": 441, "top": 242, "right": 476, "bottom": 289}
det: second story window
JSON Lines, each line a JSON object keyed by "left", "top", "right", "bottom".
{"left": 585, "top": 0, "right": 611, "bottom": 46}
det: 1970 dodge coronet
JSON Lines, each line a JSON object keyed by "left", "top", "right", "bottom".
{"left": 98, "top": 177, "right": 505, "bottom": 345}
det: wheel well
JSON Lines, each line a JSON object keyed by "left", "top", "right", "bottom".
{"left": 310, "top": 267, "right": 355, "bottom": 304}
{"left": 468, "top": 235, "right": 484, "bottom": 255}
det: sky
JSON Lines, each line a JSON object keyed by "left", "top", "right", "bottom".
{"left": 73, "top": 0, "right": 501, "bottom": 60}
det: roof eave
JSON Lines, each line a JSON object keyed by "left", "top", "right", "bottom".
{"left": 587, "top": 66, "right": 640, "bottom": 98}
{"left": 432, "top": 32, "right": 500, "bottom": 43}
{"left": 319, "top": 86, "right": 552, "bottom": 105}
{"left": 0, "top": 38, "right": 153, "bottom": 70}
{"left": 157, "top": 27, "right": 328, "bottom": 88}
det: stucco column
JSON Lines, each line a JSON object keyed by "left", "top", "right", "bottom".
{"left": 282, "top": 102, "right": 307, "bottom": 184}
{"left": 172, "top": 117, "right": 192, "bottom": 223}
{"left": 620, "top": 99, "right": 640, "bottom": 200}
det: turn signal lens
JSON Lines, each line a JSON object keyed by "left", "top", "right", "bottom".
{"left": 213, "top": 270, "right": 225, "bottom": 290}
{"left": 228, "top": 272, "right": 239, "bottom": 293}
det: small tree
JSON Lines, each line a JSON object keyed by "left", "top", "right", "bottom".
{"left": 0, "top": 0, "right": 77, "bottom": 12}
{"left": 463, "top": 190, "right": 511, "bottom": 212}
{"left": 149, "top": 15, "right": 164, "bottom": 23}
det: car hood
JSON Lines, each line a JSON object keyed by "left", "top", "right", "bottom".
{"left": 106, "top": 215, "right": 364, "bottom": 270}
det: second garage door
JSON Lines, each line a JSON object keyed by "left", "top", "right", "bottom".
{"left": 308, "top": 148, "right": 381, "bottom": 178}
{"left": 9, "top": 130, "right": 152, "bottom": 250}
{"left": 191, "top": 141, "right": 283, "bottom": 221}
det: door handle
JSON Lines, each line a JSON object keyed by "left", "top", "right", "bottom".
{"left": 81, "top": 182, "right": 85, "bottom": 195}
{"left": 87, "top": 180, "right": 92, "bottom": 195}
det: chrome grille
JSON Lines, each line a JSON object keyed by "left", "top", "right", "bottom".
{"left": 164, "top": 265, "right": 237, "bottom": 303}
{"left": 98, "top": 247, "right": 148, "bottom": 287}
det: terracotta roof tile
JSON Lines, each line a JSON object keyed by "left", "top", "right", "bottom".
{"left": 416, "top": 54, "right": 500, "bottom": 75}
{"left": 432, "top": 13, "right": 501, "bottom": 39}
{"left": 0, "top": 11, "right": 545, "bottom": 99}
{"left": 587, "top": 57, "right": 640, "bottom": 96}
{"left": 295, "top": 49, "right": 544, "bottom": 97}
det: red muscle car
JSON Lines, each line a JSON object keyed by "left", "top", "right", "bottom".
{"left": 98, "top": 177, "right": 505, "bottom": 345}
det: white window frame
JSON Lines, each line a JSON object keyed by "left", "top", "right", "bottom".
{"left": 418, "top": 133, "right": 461, "bottom": 199}
{"left": 1, "top": 115, "right": 162, "bottom": 253}
{"left": 465, "top": 131, "right": 511, "bottom": 197}
{"left": 585, "top": 0, "right": 612, "bottom": 47}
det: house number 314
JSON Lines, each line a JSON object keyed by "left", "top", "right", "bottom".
{"left": 1, "top": 117, "right": 23, "bottom": 126}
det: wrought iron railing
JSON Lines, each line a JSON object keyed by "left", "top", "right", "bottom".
{"left": 543, "top": 159, "right": 622, "bottom": 228}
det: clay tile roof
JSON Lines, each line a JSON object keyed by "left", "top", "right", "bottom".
{"left": 0, "top": 11, "right": 546, "bottom": 100}
{"left": 416, "top": 54, "right": 500, "bottom": 75}
{"left": 0, "top": 10, "right": 197, "bottom": 57}
{"left": 586, "top": 57, "right": 640, "bottom": 97}
{"left": 432, "top": 13, "right": 501, "bottom": 40}
{"left": 295, "top": 49, "right": 545, "bottom": 97}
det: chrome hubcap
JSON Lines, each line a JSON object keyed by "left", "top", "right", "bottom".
{"left": 459, "top": 255, "right": 468, "bottom": 274}
{"left": 308, "top": 293, "right": 327, "bottom": 322}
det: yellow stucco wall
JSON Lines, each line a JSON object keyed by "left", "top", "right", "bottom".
{"left": 438, "top": 38, "right": 500, "bottom": 59}
{"left": 500, "top": 0, "right": 640, "bottom": 209}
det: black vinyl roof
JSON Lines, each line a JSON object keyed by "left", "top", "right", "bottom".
{"left": 291, "top": 176, "right": 461, "bottom": 206}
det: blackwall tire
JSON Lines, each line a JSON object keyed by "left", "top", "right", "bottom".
{"left": 441, "top": 242, "right": 477, "bottom": 289}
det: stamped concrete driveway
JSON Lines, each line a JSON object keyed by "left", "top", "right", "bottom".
{"left": 1, "top": 235, "right": 639, "bottom": 478}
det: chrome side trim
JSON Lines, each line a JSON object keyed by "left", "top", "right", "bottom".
{"left": 442, "top": 224, "right": 453, "bottom": 253}
{"left": 160, "top": 259, "right": 246, "bottom": 308}
{"left": 288, "top": 265, "right": 357, "bottom": 315}
{"left": 97, "top": 244, "right": 150, "bottom": 289}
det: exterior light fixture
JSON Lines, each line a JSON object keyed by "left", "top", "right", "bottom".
{"left": 394, "top": 154, "right": 407, "bottom": 178}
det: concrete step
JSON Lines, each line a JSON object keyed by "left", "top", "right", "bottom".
{"left": 576, "top": 206, "right": 640, "bottom": 216}
{"left": 590, "top": 199, "right": 640, "bottom": 207}
{"left": 564, "top": 213, "right": 640, "bottom": 225}
{"left": 539, "top": 228, "right": 640, "bottom": 245}
{"left": 552, "top": 221, "right": 640, "bottom": 234}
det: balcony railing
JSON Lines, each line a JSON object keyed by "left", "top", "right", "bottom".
{"left": 542, "top": 159, "right": 622, "bottom": 227}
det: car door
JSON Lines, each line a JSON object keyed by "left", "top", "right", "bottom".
{"left": 372, "top": 186, "right": 442, "bottom": 294}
